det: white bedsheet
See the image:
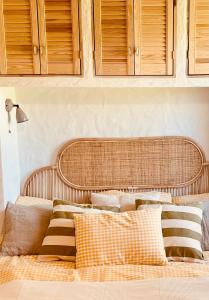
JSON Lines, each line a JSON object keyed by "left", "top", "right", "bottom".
{"left": 1, "top": 277, "right": 209, "bottom": 300}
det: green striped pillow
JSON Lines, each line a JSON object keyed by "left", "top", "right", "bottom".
{"left": 136, "top": 199, "right": 204, "bottom": 263}
{"left": 38, "top": 200, "right": 119, "bottom": 262}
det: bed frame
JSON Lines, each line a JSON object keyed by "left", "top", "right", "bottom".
{"left": 23, "top": 137, "right": 209, "bottom": 203}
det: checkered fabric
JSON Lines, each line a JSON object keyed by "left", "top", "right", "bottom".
{"left": 1, "top": 253, "right": 209, "bottom": 284}
{"left": 38, "top": 200, "right": 119, "bottom": 262}
{"left": 74, "top": 207, "right": 168, "bottom": 268}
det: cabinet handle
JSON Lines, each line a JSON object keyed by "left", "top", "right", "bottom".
{"left": 135, "top": 47, "right": 140, "bottom": 56}
{"left": 33, "top": 46, "right": 39, "bottom": 55}
{"left": 128, "top": 47, "right": 132, "bottom": 56}
{"left": 40, "top": 46, "right": 45, "bottom": 55}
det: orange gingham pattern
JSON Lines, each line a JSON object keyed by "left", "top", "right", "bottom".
{"left": 74, "top": 208, "right": 168, "bottom": 268}
{"left": 1, "top": 254, "right": 209, "bottom": 284}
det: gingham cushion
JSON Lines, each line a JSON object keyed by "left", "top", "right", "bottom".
{"left": 136, "top": 199, "right": 204, "bottom": 263}
{"left": 38, "top": 200, "right": 119, "bottom": 262}
{"left": 74, "top": 207, "right": 167, "bottom": 268}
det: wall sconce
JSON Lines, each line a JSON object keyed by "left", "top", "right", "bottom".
{"left": 5, "top": 99, "right": 28, "bottom": 133}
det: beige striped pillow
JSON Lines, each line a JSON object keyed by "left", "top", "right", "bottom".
{"left": 38, "top": 200, "right": 119, "bottom": 262}
{"left": 136, "top": 199, "right": 204, "bottom": 263}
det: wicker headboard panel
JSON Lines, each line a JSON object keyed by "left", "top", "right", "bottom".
{"left": 23, "top": 137, "right": 209, "bottom": 202}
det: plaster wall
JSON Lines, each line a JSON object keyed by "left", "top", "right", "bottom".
{"left": 16, "top": 87, "right": 209, "bottom": 189}
{"left": 0, "top": 87, "right": 20, "bottom": 233}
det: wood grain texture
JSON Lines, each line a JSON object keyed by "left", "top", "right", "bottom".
{"left": 94, "top": 0, "right": 174, "bottom": 76}
{"left": 0, "top": 0, "right": 40, "bottom": 74}
{"left": 93, "top": 0, "right": 135, "bottom": 75}
{"left": 134, "top": 0, "right": 174, "bottom": 75}
{"left": 189, "top": 0, "right": 209, "bottom": 75}
{"left": 0, "top": 0, "right": 7, "bottom": 73}
{"left": 38, "top": 0, "right": 81, "bottom": 75}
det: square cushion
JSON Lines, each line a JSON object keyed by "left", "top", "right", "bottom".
{"left": 16, "top": 196, "right": 53, "bottom": 208}
{"left": 172, "top": 194, "right": 209, "bottom": 251}
{"left": 90, "top": 190, "right": 172, "bottom": 212}
{"left": 136, "top": 199, "right": 204, "bottom": 263}
{"left": 120, "top": 191, "right": 172, "bottom": 212}
{"left": 1, "top": 202, "right": 52, "bottom": 256}
{"left": 74, "top": 207, "right": 167, "bottom": 268}
{"left": 38, "top": 200, "right": 119, "bottom": 262}
{"left": 91, "top": 191, "right": 121, "bottom": 207}
{"left": 173, "top": 193, "right": 209, "bottom": 205}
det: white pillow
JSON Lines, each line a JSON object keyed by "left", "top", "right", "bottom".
{"left": 120, "top": 191, "right": 172, "bottom": 212}
{"left": 173, "top": 193, "right": 209, "bottom": 205}
{"left": 91, "top": 192, "right": 121, "bottom": 207}
{"left": 91, "top": 190, "right": 172, "bottom": 212}
{"left": 16, "top": 196, "right": 53, "bottom": 208}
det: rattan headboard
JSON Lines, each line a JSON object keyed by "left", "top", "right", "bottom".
{"left": 23, "top": 137, "right": 209, "bottom": 203}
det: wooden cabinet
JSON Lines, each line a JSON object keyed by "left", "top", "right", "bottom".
{"left": 189, "top": 0, "right": 209, "bottom": 75}
{"left": 0, "top": 0, "right": 40, "bottom": 74}
{"left": 0, "top": 0, "right": 81, "bottom": 75}
{"left": 93, "top": 0, "right": 175, "bottom": 76}
{"left": 93, "top": 0, "right": 135, "bottom": 75}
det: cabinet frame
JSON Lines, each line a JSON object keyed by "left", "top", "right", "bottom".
{"left": 0, "top": 0, "right": 82, "bottom": 76}
{"left": 93, "top": 0, "right": 176, "bottom": 77}
{"left": 188, "top": 0, "right": 209, "bottom": 76}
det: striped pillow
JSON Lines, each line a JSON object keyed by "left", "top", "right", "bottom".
{"left": 38, "top": 200, "right": 119, "bottom": 262}
{"left": 136, "top": 199, "right": 204, "bottom": 263}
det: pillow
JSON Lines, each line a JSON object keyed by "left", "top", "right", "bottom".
{"left": 1, "top": 202, "right": 52, "bottom": 256}
{"left": 172, "top": 195, "right": 209, "bottom": 251}
{"left": 16, "top": 196, "right": 53, "bottom": 208}
{"left": 38, "top": 200, "right": 119, "bottom": 262}
{"left": 136, "top": 199, "right": 204, "bottom": 263}
{"left": 91, "top": 192, "right": 121, "bottom": 207}
{"left": 201, "top": 201, "right": 209, "bottom": 250}
{"left": 120, "top": 191, "right": 172, "bottom": 212}
{"left": 173, "top": 193, "right": 209, "bottom": 205}
{"left": 91, "top": 190, "right": 172, "bottom": 212}
{"left": 74, "top": 207, "right": 167, "bottom": 268}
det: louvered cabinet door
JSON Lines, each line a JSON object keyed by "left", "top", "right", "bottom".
{"left": 189, "top": 0, "right": 209, "bottom": 75}
{"left": 0, "top": 0, "right": 40, "bottom": 74}
{"left": 134, "top": 0, "right": 174, "bottom": 75}
{"left": 38, "top": 0, "right": 81, "bottom": 75}
{"left": 93, "top": 0, "right": 135, "bottom": 75}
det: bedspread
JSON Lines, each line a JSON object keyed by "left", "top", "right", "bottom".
{"left": 1, "top": 278, "right": 209, "bottom": 300}
{"left": 1, "top": 254, "right": 209, "bottom": 284}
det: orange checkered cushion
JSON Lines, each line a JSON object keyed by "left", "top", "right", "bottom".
{"left": 74, "top": 207, "right": 167, "bottom": 268}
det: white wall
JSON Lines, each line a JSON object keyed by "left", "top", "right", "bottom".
{"left": 0, "top": 87, "right": 20, "bottom": 233}
{"left": 16, "top": 87, "right": 209, "bottom": 189}
{"left": 0, "top": 0, "right": 209, "bottom": 87}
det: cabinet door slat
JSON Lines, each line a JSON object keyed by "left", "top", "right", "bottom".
{"left": 38, "top": 0, "right": 81, "bottom": 75}
{"left": 94, "top": 0, "right": 135, "bottom": 75}
{"left": 134, "top": 0, "right": 174, "bottom": 75}
{"left": 0, "top": 0, "right": 40, "bottom": 75}
{"left": 189, "top": 0, "right": 209, "bottom": 75}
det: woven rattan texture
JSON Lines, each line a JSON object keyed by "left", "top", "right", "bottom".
{"left": 23, "top": 137, "right": 209, "bottom": 201}
{"left": 57, "top": 137, "right": 204, "bottom": 190}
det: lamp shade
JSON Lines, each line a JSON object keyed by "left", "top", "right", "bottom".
{"left": 16, "top": 107, "right": 28, "bottom": 123}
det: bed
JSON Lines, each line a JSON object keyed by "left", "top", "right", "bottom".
{"left": 1, "top": 136, "right": 209, "bottom": 299}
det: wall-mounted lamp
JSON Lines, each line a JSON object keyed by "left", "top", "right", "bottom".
{"left": 5, "top": 99, "right": 28, "bottom": 133}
